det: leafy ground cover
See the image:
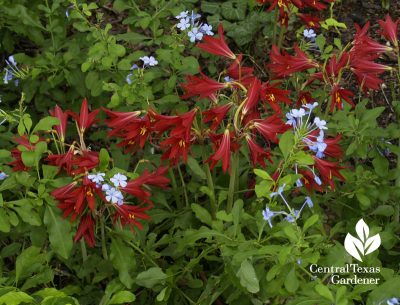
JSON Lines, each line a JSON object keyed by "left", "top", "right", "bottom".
{"left": 0, "top": 0, "right": 400, "bottom": 304}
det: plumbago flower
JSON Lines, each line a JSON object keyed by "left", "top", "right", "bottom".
{"left": 2, "top": 55, "right": 29, "bottom": 86}
{"left": 126, "top": 56, "right": 158, "bottom": 85}
{"left": 175, "top": 10, "right": 214, "bottom": 42}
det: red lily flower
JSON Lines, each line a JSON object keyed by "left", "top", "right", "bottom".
{"left": 103, "top": 108, "right": 141, "bottom": 135}
{"left": 113, "top": 204, "right": 152, "bottom": 231}
{"left": 202, "top": 103, "right": 232, "bottom": 130}
{"left": 330, "top": 86, "right": 354, "bottom": 112}
{"left": 298, "top": 14, "right": 321, "bottom": 29}
{"left": 324, "top": 135, "right": 343, "bottom": 159}
{"left": 74, "top": 214, "right": 95, "bottom": 247}
{"left": 251, "top": 114, "right": 289, "bottom": 143}
{"left": 313, "top": 157, "right": 345, "bottom": 190}
{"left": 46, "top": 145, "right": 75, "bottom": 175}
{"left": 261, "top": 81, "right": 292, "bottom": 113}
{"left": 242, "top": 78, "right": 262, "bottom": 115}
{"left": 268, "top": 44, "right": 319, "bottom": 77}
{"left": 207, "top": 129, "right": 237, "bottom": 173}
{"left": 53, "top": 176, "right": 105, "bottom": 221}
{"left": 116, "top": 115, "right": 152, "bottom": 153}
{"left": 70, "top": 151, "right": 100, "bottom": 175}
{"left": 246, "top": 135, "right": 272, "bottom": 167}
{"left": 298, "top": 169, "right": 323, "bottom": 193}
{"left": 49, "top": 105, "right": 68, "bottom": 141}
{"left": 197, "top": 24, "right": 236, "bottom": 60}
{"left": 296, "top": 91, "right": 314, "bottom": 107}
{"left": 227, "top": 54, "right": 255, "bottom": 85}
{"left": 160, "top": 136, "right": 191, "bottom": 165}
{"left": 181, "top": 72, "right": 228, "bottom": 99}
{"left": 69, "top": 98, "right": 100, "bottom": 133}
{"left": 378, "top": 14, "right": 399, "bottom": 47}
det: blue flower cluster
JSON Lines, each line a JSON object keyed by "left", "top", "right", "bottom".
{"left": 262, "top": 183, "right": 313, "bottom": 228}
{"left": 126, "top": 56, "right": 158, "bottom": 84}
{"left": 175, "top": 10, "right": 214, "bottom": 42}
{"left": 3, "top": 56, "right": 20, "bottom": 86}
{"left": 88, "top": 172, "right": 128, "bottom": 205}
{"left": 0, "top": 172, "right": 8, "bottom": 181}
{"left": 387, "top": 298, "right": 400, "bottom": 305}
{"left": 286, "top": 102, "right": 327, "bottom": 159}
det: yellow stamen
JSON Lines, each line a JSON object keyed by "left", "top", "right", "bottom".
{"left": 179, "top": 139, "right": 186, "bottom": 147}
{"left": 86, "top": 189, "right": 93, "bottom": 197}
{"left": 335, "top": 92, "right": 341, "bottom": 104}
{"left": 140, "top": 126, "right": 147, "bottom": 135}
{"left": 129, "top": 213, "right": 135, "bottom": 219}
{"left": 268, "top": 94, "right": 276, "bottom": 102}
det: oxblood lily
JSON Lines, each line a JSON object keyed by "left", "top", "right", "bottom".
{"left": 69, "top": 98, "right": 100, "bottom": 134}
{"left": 227, "top": 54, "right": 255, "bottom": 85}
{"left": 103, "top": 108, "right": 141, "bottom": 135}
{"left": 160, "top": 136, "right": 191, "bottom": 165}
{"left": 113, "top": 204, "right": 152, "bottom": 231}
{"left": 202, "top": 103, "right": 232, "bottom": 130}
{"left": 268, "top": 45, "right": 319, "bottom": 77}
{"left": 313, "top": 157, "right": 345, "bottom": 190}
{"left": 298, "top": 14, "right": 321, "bottom": 29}
{"left": 74, "top": 214, "right": 95, "bottom": 247}
{"left": 242, "top": 78, "right": 261, "bottom": 115}
{"left": 298, "top": 169, "right": 323, "bottom": 193}
{"left": 49, "top": 105, "right": 68, "bottom": 141}
{"left": 197, "top": 24, "right": 236, "bottom": 60}
{"left": 378, "top": 14, "right": 399, "bottom": 47}
{"left": 323, "top": 135, "right": 343, "bottom": 159}
{"left": 181, "top": 72, "right": 228, "bottom": 99}
{"left": 246, "top": 135, "right": 272, "bottom": 167}
{"left": 53, "top": 176, "right": 105, "bottom": 221}
{"left": 116, "top": 115, "right": 152, "bottom": 152}
{"left": 352, "top": 22, "right": 392, "bottom": 58}
{"left": 251, "top": 114, "right": 288, "bottom": 143}
{"left": 261, "top": 81, "right": 291, "bottom": 113}
{"left": 297, "top": 91, "right": 314, "bottom": 107}
{"left": 330, "top": 86, "right": 354, "bottom": 112}
{"left": 46, "top": 145, "right": 75, "bottom": 174}
{"left": 70, "top": 151, "right": 99, "bottom": 175}
{"left": 207, "top": 129, "right": 236, "bottom": 173}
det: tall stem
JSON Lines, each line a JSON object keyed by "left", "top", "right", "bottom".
{"left": 177, "top": 165, "right": 189, "bottom": 207}
{"left": 227, "top": 152, "right": 239, "bottom": 212}
{"left": 169, "top": 169, "right": 182, "bottom": 208}
{"left": 100, "top": 216, "right": 108, "bottom": 260}
{"left": 80, "top": 239, "right": 88, "bottom": 262}
{"left": 205, "top": 164, "right": 217, "bottom": 219}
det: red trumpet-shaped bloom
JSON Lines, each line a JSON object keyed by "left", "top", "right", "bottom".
{"left": 261, "top": 81, "right": 292, "bottom": 113}
{"left": 181, "top": 72, "right": 228, "bottom": 99}
{"left": 197, "top": 24, "right": 236, "bottom": 60}
{"left": 74, "top": 214, "right": 95, "bottom": 247}
{"left": 246, "top": 136, "right": 272, "bottom": 167}
{"left": 378, "top": 14, "right": 399, "bottom": 47}
{"left": 298, "top": 14, "right": 321, "bottom": 28}
{"left": 323, "top": 135, "right": 343, "bottom": 159}
{"left": 298, "top": 169, "right": 323, "bottom": 193}
{"left": 207, "top": 129, "right": 237, "bottom": 173}
{"left": 330, "top": 86, "right": 354, "bottom": 112}
{"left": 242, "top": 78, "right": 261, "bottom": 115}
{"left": 227, "top": 54, "right": 255, "bottom": 86}
{"left": 49, "top": 105, "right": 68, "bottom": 141}
{"left": 202, "top": 103, "right": 232, "bottom": 130}
{"left": 103, "top": 108, "right": 141, "bottom": 134}
{"left": 251, "top": 114, "right": 289, "bottom": 143}
{"left": 313, "top": 157, "right": 345, "bottom": 190}
{"left": 268, "top": 45, "right": 319, "bottom": 77}
{"left": 69, "top": 98, "right": 100, "bottom": 133}
{"left": 113, "top": 204, "right": 152, "bottom": 231}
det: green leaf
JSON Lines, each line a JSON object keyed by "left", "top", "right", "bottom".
{"left": 0, "top": 209, "right": 11, "bottom": 232}
{"left": 254, "top": 169, "right": 272, "bottom": 180}
{"left": 21, "top": 151, "right": 36, "bottom": 167}
{"left": 135, "top": 267, "right": 167, "bottom": 289}
{"left": 232, "top": 199, "right": 243, "bottom": 237}
{"left": 284, "top": 267, "right": 299, "bottom": 293}
{"left": 109, "top": 291, "right": 136, "bottom": 304}
{"left": 116, "top": 33, "right": 151, "bottom": 44}
{"left": 0, "top": 291, "right": 34, "bottom": 305}
{"left": 255, "top": 180, "right": 273, "bottom": 198}
{"left": 236, "top": 259, "right": 260, "bottom": 294}
{"left": 44, "top": 206, "right": 73, "bottom": 259}
{"left": 293, "top": 151, "right": 314, "bottom": 166}
{"left": 279, "top": 131, "right": 294, "bottom": 159}
{"left": 191, "top": 203, "right": 212, "bottom": 226}
{"left": 187, "top": 156, "right": 206, "bottom": 180}
{"left": 315, "top": 284, "right": 334, "bottom": 301}
{"left": 33, "top": 117, "right": 60, "bottom": 132}
{"left": 110, "top": 238, "right": 136, "bottom": 288}
{"left": 15, "top": 246, "right": 45, "bottom": 284}
{"left": 371, "top": 205, "right": 394, "bottom": 216}
{"left": 303, "top": 214, "right": 319, "bottom": 232}
{"left": 99, "top": 148, "right": 110, "bottom": 171}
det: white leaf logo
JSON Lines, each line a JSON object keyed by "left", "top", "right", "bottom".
{"left": 344, "top": 219, "right": 381, "bottom": 262}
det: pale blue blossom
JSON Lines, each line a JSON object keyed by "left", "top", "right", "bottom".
{"left": 189, "top": 11, "right": 201, "bottom": 24}
{"left": 177, "top": 17, "right": 191, "bottom": 30}
{"left": 110, "top": 173, "right": 128, "bottom": 188}
{"left": 126, "top": 73, "right": 133, "bottom": 85}
{"left": 285, "top": 209, "right": 300, "bottom": 223}
{"left": 305, "top": 196, "right": 313, "bottom": 208}
{"left": 290, "top": 108, "right": 306, "bottom": 118}
{"left": 286, "top": 112, "right": 297, "bottom": 127}
{"left": 314, "top": 175, "right": 322, "bottom": 185}
{"left": 303, "top": 102, "right": 318, "bottom": 110}
{"left": 224, "top": 76, "right": 233, "bottom": 82}
{"left": 0, "top": 172, "right": 8, "bottom": 180}
{"left": 105, "top": 187, "right": 124, "bottom": 204}
{"left": 176, "top": 11, "right": 189, "bottom": 20}
{"left": 140, "top": 56, "right": 158, "bottom": 67}
{"left": 314, "top": 117, "right": 327, "bottom": 130}
{"left": 88, "top": 173, "right": 105, "bottom": 184}
{"left": 188, "top": 27, "right": 203, "bottom": 42}
{"left": 387, "top": 298, "right": 400, "bottom": 305}
{"left": 102, "top": 184, "right": 112, "bottom": 192}
{"left": 303, "top": 29, "right": 316, "bottom": 39}
{"left": 270, "top": 183, "right": 286, "bottom": 198}
{"left": 200, "top": 24, "right": 214, "bottom": 36}
{"left": 296, "top": 179, "right": 303, "bottom": 187}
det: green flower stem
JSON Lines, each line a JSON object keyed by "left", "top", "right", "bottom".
{"left": 169, "top": 168, "right": 182, "bottom": 209}
{"left": 177, "top": 165, "right": 189, "bottom": 208}
{"left": 227, "top": 151, "right": 239, "bottom": 212}
{"left": 127, "top": 241, "right": 158, "bottom": 267}
{"left": 80, "top": 239, "right": 88, "bottom": 262}
{"left": 100, "top": 216, "right": 108, "bottom": 260}
{"left": 205, "top": 164, "right": 217, "bottom": 219}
